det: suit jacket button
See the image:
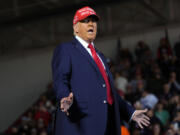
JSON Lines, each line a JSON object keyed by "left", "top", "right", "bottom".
{"left": 103, "top": 100, "right": 107, "bottom": 104}
{"left": 102, "top": 84, "right": 106, "bottom": 87}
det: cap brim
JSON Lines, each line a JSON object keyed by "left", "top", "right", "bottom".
{"left": 79, "top": 14, "right": 99, "bottom": 22}
{"left": 89, "top": 15, "right": 99, "bottom": 21}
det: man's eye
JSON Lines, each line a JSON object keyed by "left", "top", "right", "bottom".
{"left": 84, "top": 20, "right": 90, "bottom": 23}
{"left": 80, "top": 18, "right": 97, "bottom": 23}
{"left": 80, "top": 19, "right": 90, "bottom": 23}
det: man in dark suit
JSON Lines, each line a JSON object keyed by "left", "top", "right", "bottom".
{"left": 52, "top": 6, "right": 150, "bottom": 135}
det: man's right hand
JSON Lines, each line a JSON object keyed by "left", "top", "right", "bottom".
{"left": 60, "top": 92, "right": 73, "bottom": 116}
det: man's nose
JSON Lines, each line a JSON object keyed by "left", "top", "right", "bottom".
{"left": 88, "top": 20, "right": 94, "bottom": 25}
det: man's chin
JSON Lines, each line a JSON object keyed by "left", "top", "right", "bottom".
{"left": 88, "top": 39, "right": 95, "bottom": 43}
{"left": 88, "top": 36, "right": 96, "bottom": 42}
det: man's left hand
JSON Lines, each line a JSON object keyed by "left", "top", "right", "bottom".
{"left": 132, "top": 109, "right": 150, "bottom": 129}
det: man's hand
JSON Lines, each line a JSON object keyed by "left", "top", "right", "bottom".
{"left": 132, "top": 109, "right": 150, "bottom": 129}
{"left": 60, "top": 92, "right": 73, "bottom": 116}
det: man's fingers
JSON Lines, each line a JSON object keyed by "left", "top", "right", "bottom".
{"left": 69, "top": 92, "right": 73, "bottom": 99}
{"left": 143, "top": 108, "right": 148, "bottom": 112}
{"left": 138, "top": 122, "right": 143, "bottom": 129}
{"left": 60, "top": 97, "right": 68, "bottom": 104}
{"left": 133, "top": 109, "right": 150, "bottom": 129}
{"left": 143, "top": 114, "right": 150, "bottom": 121}
{"left": 61, "top": 97, "right": 72, "bottom": 105}
{"left": 59, "top": 93, "right": 74, "bottom": 115}
{"left": 141, "top": 118, "right": 150, "bottom": 126}
{"left": 137, "top": 109, "right": 148, "bottom": 114}
{"left": 66, "top": 111, "right": 69, "bottom": 116}
{"left": 140, "top": 114, "right": 150, "bottom": 121}
{"left": 61, "top": 107, "right": 65, "bottom": 112}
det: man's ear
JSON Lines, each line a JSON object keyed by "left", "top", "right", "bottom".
{"left": 73, "top": 23, "right": 79, "bottom": 34}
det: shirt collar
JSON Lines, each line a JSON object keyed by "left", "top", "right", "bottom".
{"left": 75, "top": 35, "right": 94, "bottom": 48}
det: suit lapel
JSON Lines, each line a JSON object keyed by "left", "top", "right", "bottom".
{"left": 97, "top": 51, "right": 114, "bottom": 86}
{"left": 96, "top": 51, "right": 117, "bottom": 98}
{"left": 73, "top": 38, "right": 116, "bottom": 94}
{"left": 72, "top": 39, "right": 104, "bottom": 81}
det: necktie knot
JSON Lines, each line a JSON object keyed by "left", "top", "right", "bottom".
{"left": 88, "top": 43, "right": 94, "bottom": 49}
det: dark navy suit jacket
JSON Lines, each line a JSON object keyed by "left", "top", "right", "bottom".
{"left": 52, "top": 38, "right": 135, "bottom": 135}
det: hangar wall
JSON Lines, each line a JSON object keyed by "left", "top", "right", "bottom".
{"left": 0, "top": 48, "right": 53, "bottom": 132}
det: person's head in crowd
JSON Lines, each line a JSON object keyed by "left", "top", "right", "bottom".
{"left": 21, "top": 116, "right": 29, "bottom": 125}
{"left": 144, "top": 57, "right": 154, "bottom": 64}
{"left": 126, "top": 84, "right": 133, "bottom": 93}
{"left": 37, "top": 118, "right": 45, "bottom": 130}
{"left": 135, "top": 72, "right": 143, "bottom": 81}
{"left": 39, "top": 94, "right": 48, "bottom": 104}
{"left": 73, "top": 6, "right": 99, "bottom": 43}
{"left": 39, "top": 102, "right": 48, "bottom": 112}
{"left": 152, "top": 123, "right": 162, "bottom": 135}
{"left": 137, "top": 40, "right": 146, "bottom": 48}
{"left": 30, "top": 128, "right": 37, "bottom": 135}
{"left": 115, "top": 71, "right": 121, "bottom": 78}
{"left": 19, "top": 117, "right": 30, "bottom": 134}
{"left": 45, "top": 100, "right": 55, "bottom": 112}
{"left": 18, "top": 122, "right": 29, "bottom": 135}
{"left": 11, "top": 126, "right": 18, "bottom": 135}
{"left": 136, "top": 81, "right": 144, "bottom": 92}
{"left": 163, "top": 83, "right": 171, "bottom": 94}
{"left": 147, "top": 109, "right": 154, "bottom": 118}
{"left": 169, "top": 71, "right": 177, "bottom": 82}
{"left": 172, "top": 111, "right": 180, "bottom": 133}
{"left": 156, "top": 102, "right": 164, "bottom": 112}
{"left": 170, "top": 94, "right": 180, "bottom": 105}
{"left": 27, "top": 111, "right": 34, "bottom": 120}
{"left": 106, "top": 58, "right": 114, "bottom": 68}
{"left": 131, "top": 128, "right": 141, "bottom": 135}
{"left": 134, "top": 101, "right": 143, "bottom": 110}
{"left": 142, "top": 90, "right": 148, "bottom": 98}
{"left": 115, "top": 70, "right": 128, "bottom": 79}
{"left": 123, "top": 58, "right": 131, "bottom": 69}
{"left": 28, "top": 119, "right": 36, "bottom": 129}
{"left": 173, "top": 111, "right": 180, "bottom": 122}
{"left": 171, "top": 55, "right": 179, "bottom": 64}
{"left": 161, "top": 83, "right": 172, "bottom": 105}
{"left": 134, "top": 63, "right": 142, "bottom": 75}
{"left": 39, "top": 130, "right": 48, "bottom": 135}
{"left": 147, "top": 109, "right": 163, "bottom": 128}
{"left": 160, "top": 37, "right": 168, "bottom": 47}
{"left": 152, "top": 64, "right": 162, "bottom": 78}
{"left": 20, "top": 132, "right": 27, "bottom": 135}
{"left": 162, "top": 51, "right": 169, "bottom": 60}
{"left": 165, "top": 123, "right": 178, "bottom": 135}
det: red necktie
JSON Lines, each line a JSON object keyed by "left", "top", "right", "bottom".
{"left": 88, "top": 43, "right": 113, "bottom": 105}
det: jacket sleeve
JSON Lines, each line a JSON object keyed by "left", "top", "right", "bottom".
{"left": 52, "top": 44, "right": 72, "bottom": 101}
{"left": 117, "top": 93, "right": 135, "bottom": 122}
{"left": 52, "top": 44, "right": 87, "bottom": 122}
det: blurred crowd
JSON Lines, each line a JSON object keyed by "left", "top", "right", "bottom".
{"left": 5, "top": 37, "right": 180, "bottom": 135}
{"left": 113, "top": 37, "right": 180, "bottom": 135}
{"left": 5, "top": 84, "right": 56, "bottom": 135}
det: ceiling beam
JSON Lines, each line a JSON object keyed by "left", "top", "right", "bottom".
{"left": 0, "top": 1, "right": 50, "bottom": 14}
{"left": 13, "top": 0, "right": 20, "bottom": 17}
{"left": 137, "top": 0, "right": 168, "bottom": 24}
{"left": 0, "top": 0, "right": 134, "bottom": 28}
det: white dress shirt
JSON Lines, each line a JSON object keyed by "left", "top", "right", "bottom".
{"left": 75, "top": 36, "right": 106, "bottom": 69}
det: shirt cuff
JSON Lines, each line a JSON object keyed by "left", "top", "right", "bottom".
{"left": 129, "top": 110, "right": 136, "bottom": 123}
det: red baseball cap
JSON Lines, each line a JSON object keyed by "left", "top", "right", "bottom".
{"left": 73, "top": 6, "right": 99, "bottom": 25}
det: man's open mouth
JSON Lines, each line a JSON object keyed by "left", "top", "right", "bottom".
{"left": 88, "top": 29, "right": 94, "bottom": 33}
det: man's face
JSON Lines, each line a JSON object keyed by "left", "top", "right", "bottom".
{"left": 73, "top": 16, "right": 97, "bottom": 43}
